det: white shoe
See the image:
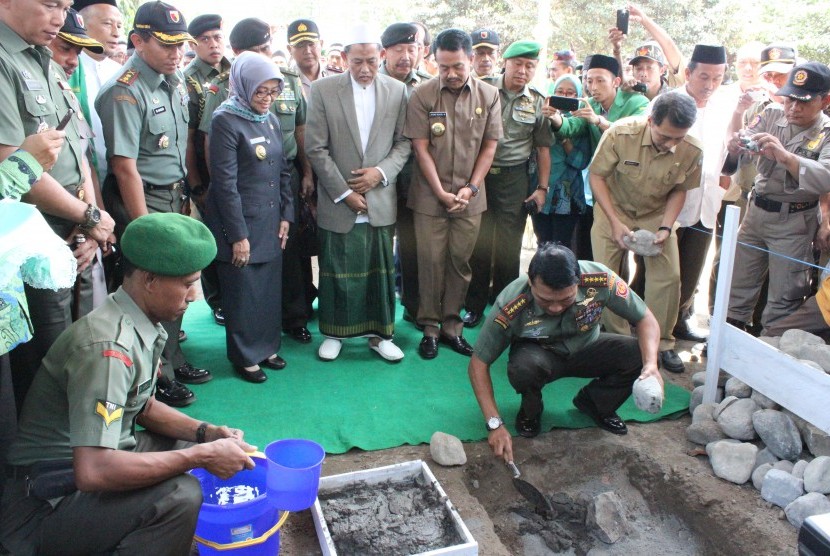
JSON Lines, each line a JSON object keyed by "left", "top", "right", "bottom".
{"left": 370, "top": 339, "right": 404, "bottom": 362}
{"left": 319, "top": 338, "right": 342, "bottom": 361}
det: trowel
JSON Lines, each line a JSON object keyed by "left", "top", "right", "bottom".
{"left": 508, "top": 460, "right": 554, "bottom": 517}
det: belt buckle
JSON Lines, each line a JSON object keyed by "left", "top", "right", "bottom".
{"left": 172, "top": 181, "right": 181, "bottom": 191}
{"left": 489, "top": 167, "right": 501, "bottom": 175}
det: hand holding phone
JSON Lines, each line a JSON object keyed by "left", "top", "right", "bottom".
{"left": 548, "top": 96, "right": 581, "bottom": 112}
{"left": 55, "top": 108, "right": 75, "bottom": 131}
{"left": 616, "top": 9, "right": 629, "bottom": 34}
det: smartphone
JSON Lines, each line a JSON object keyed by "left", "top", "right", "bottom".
{"left": 616, "top": 8, "right": 629, "bottom": 34}
{"left": 632, "top": 82, "right": 648, "bottom": 94}
{"left": 55, "top": 108, "right": 75, "bottom": 131}
{"left": 548, "top": 95, "right": 580, "bottom": 112}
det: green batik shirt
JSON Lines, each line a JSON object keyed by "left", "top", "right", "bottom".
{"left": 483, "top": 75, "right": 554, "bottom": 166}
{"left": 0, "top": 20, "right": 87, "bottom": 237}
{"left": 183, "top": 55, "right": 230, "bottom": 130}
{"left": 474, "top": 261, "right": 647, "bottom": 363}
{"left": 199, "top": 68, "right": 306, "bottom": 162}
{"left": 9, "top": 287, "right": 167, "bottom": 466}
{"left": 95, "top": 53, "right": 188, "bottom": 185}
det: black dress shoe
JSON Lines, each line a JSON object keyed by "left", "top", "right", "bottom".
{"left": 287, "top": 327, "right": 312, "bottom": 344}
{"left": 178, "top": 329, "right": 187, "bottom": 343}
{"left": 234, "top": 365, "right": 267, "bottom": 383}
{"left": 439, "top": 334, "right": 474, "bottom": 357}
{"left": 660, "top": 349, "right": 685, "bottom": 373}
{"left": 419, "top": 336, "right": 438, "bottom": 359}
{"left": 155, "top": 376, "right": 196, "bottom": 407}
{"left": 572, "top": 389, "right": 627, "bottom": 435}
{"left": 261, "top": 355, "right": 286, "bottom": 370}
{"left": 515, "top": 407, "right": 542, "bottom": 438}
{"left": 462, "top": 310, "right": 482, "bottom": 328}
{"left": 672, "top": 319, "right": 708, "bottom": 342}
{"left": 174, "top": 363, "right": 212, "bottom": 384}
{"left": 213, "top": 308, "right": 225, "bottom": 326}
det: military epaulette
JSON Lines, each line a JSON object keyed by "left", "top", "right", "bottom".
{"left": 528, "top": 84, "right": 545, "bottom": 98}
{"left": 116, "top": 68, "right": 139, "bottom": 86}
{"left": 214, "top": 70, "right": 229, "bottom": 83}
{"left": 500, "top": 293, "right": 530, "bottom": 320}
{"left": 580, "top": 272, "right": 609, "bottom": 288}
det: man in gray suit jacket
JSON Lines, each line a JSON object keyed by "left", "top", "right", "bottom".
{"left": 306, "top": 24, "right": 411, "bottom": 362}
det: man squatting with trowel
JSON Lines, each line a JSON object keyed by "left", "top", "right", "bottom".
{"left": 468, "top": 243, "right": 664, "bottom": 463}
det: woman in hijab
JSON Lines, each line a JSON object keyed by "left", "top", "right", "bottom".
{"left": 205, "top": 51, "right": 293, "bottom": 383}
{"left": 533, "top": 74, "right": 594, "bottom": 259}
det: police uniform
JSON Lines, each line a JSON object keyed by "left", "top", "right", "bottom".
{"left": 0, "top": 19, "right": 96, "bottom": 410}
{"left": 467, "top": 62, "right": 553, "bottom": 317}
{"left": 95, "top": 2, "right": 204, "bottom": 394}
{"left": 589, "top": 117, "right": 703, "bottom": 352}
{"left": 727, "top": 64, "right": 830, "bottom": 331}
{"left": 0, "top": 213, "right": 217, "bottom": 555}
{"left": 474, "top": 262, "right": 646, "bottom": 422}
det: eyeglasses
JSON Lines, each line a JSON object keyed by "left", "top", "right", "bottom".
{"left": 253, "top": 88, "right": 281, "bottom": 99}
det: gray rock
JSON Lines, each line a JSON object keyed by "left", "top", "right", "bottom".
{"left": 798, "top": 359, "right": 826, "bottom": 372}
{"left": 706, "top": 438, "right": 741, "bottom": 458}
{"left": 761, "top": 469, "right": 805, "bottom": 508}
{"left": 779, "top": 329, "right": 824, "bottom": 358}
{"left": 725, "top": 377, "right": 752, "bottom": 398}
{"left": 773, "top": 460, "right": 795, "bottom": 474}
{"left": 709, "top": 441, "right": 758, "bottom": 484}
{"left": 692, "top": 371, "right": 729, "bottom": 389}
{"left": 752, "top": 410, "right": 803, "bottom": 461}
{"left": 752, "top": 463, "right": 774, "bottom": 490}
{"left": 787, "top": 411, "right": 830, "bottom": 457}
{"left": 751, "top": 390, "right": 780, "bottom": 410}
{"left": 785, "top": 492, "right": 830, "bottom": 529}
{"left": 622, "top": 229, "right": 662, "bottom": 257}
{"left": 799, "top": 343, "right": 830, "bottom": 372}
{"left": 793, "top": 460, "right": 809, "bottom": 480}
{"left": 754, "top": 447, "right": 780, "bottom": 471}
{"left": 713, "top": 396, "right": 739, "bottom": 420}
{"left": 758, "top": 336, "right": 781, "bottom": 349}
{"left": 689, "top": 385, "right": 724, "bottom": 415}
{"left": 803, "top": 456, "right": 830, "bottom": 494}
{"left": 717, "top": 398, "right": 760, "bottom": 440}
{"left": 632, "top": 376, "right": 663, "bottom": 414}
{"left": 692, "top": 403, "right": 717, "bottom": 424}
{"left": 587, "top": 491, "right": 627, "bottom": 544}
{"left": 686, "top": 421, "right": 727, "bottom": 446}
{"left": 429, "top": 431, "right": 467, "bottom": 466}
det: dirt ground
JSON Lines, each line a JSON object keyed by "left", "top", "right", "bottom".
{"left": 277, "top": 345, "right": 799, "bottom": 555}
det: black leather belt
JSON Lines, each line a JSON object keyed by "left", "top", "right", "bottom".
{"left": 145, "top": 179, "right": 185, "bottom": 191}
{"left": 488, "top": 162, "right": 528, "bottom": 175}
{"left": 753, "top": 193, "right": 817, "bottom": 214}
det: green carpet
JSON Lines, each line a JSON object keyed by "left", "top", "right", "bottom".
{"left": 178, "top": 300, "right": 689, "bottom": 454}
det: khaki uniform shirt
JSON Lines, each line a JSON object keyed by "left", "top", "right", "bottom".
{"left": 9, "top": 288, "right": 167, "bottom": 466}
{"left": 404, "top": 76, "right": 503, "bottom": 217}
{"left": 590, "top": 117, "right": 703, "bottom": 221}
{"left": 199, "top": 69, "right": 306, "bottom": 162}
{"left": 474, "top": 261, "right": 647, "bottom": 363}
{"left": 379, "top": 64, "right": 430, "bottom": 96}
{"left": 183, "top": 56, "right": 230, "bottom": 131}
{"left": 299, "top": 64, "right": 332, "bottom": 100}
{"left": 483, "top": 76, "right": 554, "bottom": 166}
{"left": 740, "top": 104, "right": 830, "bottom": 202}
{"left": 95, "top": 54, "right": 188, "bottom": 186}
{"left": 0, "top": 21, "right": 88, "bottom": 237}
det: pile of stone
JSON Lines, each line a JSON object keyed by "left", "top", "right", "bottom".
{"left": 685, "top": 330, "right": 830, "bottom": 530}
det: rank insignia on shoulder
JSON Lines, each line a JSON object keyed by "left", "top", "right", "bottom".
{"left": 102, "top": 349, "right": 133, "bottom": 367}
{"left": 500, "top": 293, "right": 529, "bottom": 321}
{"left": 117, "top": 69, "right": 138, "bottom": 86}
{"left": 580, "top": 272, "right": 608, "bottom": 287}
{"left": 95, "top": 399, "right": 124, "bottom": 427}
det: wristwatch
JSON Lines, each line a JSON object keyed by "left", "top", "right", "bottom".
{"left": 80, "top": 203, "right": 101, "bottom": 230}
{"left": 464, "top": 182, "right": 480, "bottom": 197}
{"left": 486, "top": 416, "right": 503, "bottom": 431}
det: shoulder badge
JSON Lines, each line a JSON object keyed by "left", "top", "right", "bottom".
{"left": 95, "top": 399, "right": 124, "bottom": 427}
{"left": 102, "top": 349, "right": 133, "bottom": 366}
{"left": 580, "top": 272, "right": 608, "bottom": 288}
{"left": 117, "top": 68, "right": 138, "bottom": 86}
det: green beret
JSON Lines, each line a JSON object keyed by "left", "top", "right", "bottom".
{"left": 503, "top": 40, "right": 541, "bottom": 60}
{"left": 121, "top": 213, "right": 216, "bottom": 276}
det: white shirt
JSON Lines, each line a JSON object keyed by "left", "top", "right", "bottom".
{"left": 79, "top": 51, "right": 121, "bottom": 182}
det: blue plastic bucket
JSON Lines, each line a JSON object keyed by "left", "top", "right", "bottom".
{"left": 191, "top": 457, "right": 288, "bottom": 554}
{"left": 264, "top": 439, "right": 325, "bottom": 511}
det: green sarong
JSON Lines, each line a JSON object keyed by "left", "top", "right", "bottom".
{"left": 318, "top": 224, "right": 396, "bottom": 339}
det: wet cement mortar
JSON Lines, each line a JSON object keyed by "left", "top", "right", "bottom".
{"left": 278, "top": 339, "right": 799, "bottom": 555}
{"left": 319, "top": 475, "right": 464, "bottom": 554}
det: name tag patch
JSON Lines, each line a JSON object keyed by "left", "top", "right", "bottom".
{"left": 153, "top": 106, "right": 167, "bottom": 115}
